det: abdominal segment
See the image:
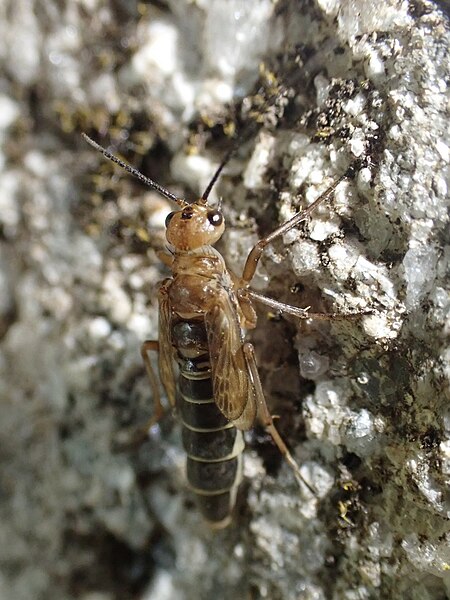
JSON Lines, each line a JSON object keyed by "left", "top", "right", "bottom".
{"left": 173, "top": 319, "right": 244, "bottom": 527}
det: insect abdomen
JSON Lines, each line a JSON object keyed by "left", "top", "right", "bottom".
{"left": 173, "top": 320, "right": 244, "bottom": 527}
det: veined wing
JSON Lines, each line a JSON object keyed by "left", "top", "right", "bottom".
{"left": 158, "top": 280, "right": 176, "bottom": 407}
{"left": 205, "top": 290, "right": 256, "bottom": 430}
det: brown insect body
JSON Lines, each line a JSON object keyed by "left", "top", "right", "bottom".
{"left": 82, "top": 132, "right": 354, "bottom": 527}
{"left": 159, "top": 203, "right": 256, "bottom": 527}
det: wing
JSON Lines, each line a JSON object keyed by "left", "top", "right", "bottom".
{"left": 158, "top": 280, "right": 176, "bottom": 407}
{"left": 205, "top": 290, "right": 256, "bottom": 431}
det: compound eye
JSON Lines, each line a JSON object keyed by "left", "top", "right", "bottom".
{"left": 207, "top": 210, "right": 223, "bottom": 227}
{"left": 165, "top": 211, "right": 176, "bottom": 228}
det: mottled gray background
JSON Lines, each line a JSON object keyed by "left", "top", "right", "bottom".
{"left": 0, "top": 1, "right": 449, "bottom": 599}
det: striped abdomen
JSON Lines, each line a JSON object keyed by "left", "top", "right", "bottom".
{"left": 172, "top": 319, "right": 244, "bottom": 528}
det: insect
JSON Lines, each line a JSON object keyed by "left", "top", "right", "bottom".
{"left": 82, "top": 132, "right": 355, "bottom": 528}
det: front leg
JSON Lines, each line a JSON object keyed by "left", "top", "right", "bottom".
{"left": 241, "top": 169, "right": 353, "bottom": 285}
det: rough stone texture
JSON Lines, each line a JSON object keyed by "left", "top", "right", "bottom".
{"left": 0, "top": 1, "right": 449, "bottom": 599}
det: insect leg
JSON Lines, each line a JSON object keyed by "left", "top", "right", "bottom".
{"left": 156, "top": 250, "right": 174, "bottom": 269}
{"left": 241, "top": 168, "right": 353, "bottom": 284}
{"left": 140, "top": 340, "right": 166, "bottom": 430}
{"left": 116, "top": 341, "right": 167, "bottom": 450}
{"left": 239, "top": 289, "right": 371, "bottom": 320}
{"left": 242, "top": 342, "right": 315, "bottom": 494}
{"left": 127, "top": 278, "right": 177, "bottom": 446}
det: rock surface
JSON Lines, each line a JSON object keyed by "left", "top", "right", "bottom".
{"left": 0, "top": 1, "right": 449, "bottom": 599}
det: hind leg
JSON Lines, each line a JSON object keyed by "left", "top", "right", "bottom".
{"left": 242, "top": 342, "right": 315, "bottom": 494}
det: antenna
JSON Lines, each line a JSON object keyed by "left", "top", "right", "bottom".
{"left": 200, "top": 143, "right": 238, "bottom": 203}
{"left": 200, "top": 112, "right": 266, "bottom": 204}
{"left": 81, "top": 133, "right": 186, "bottom": 206}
